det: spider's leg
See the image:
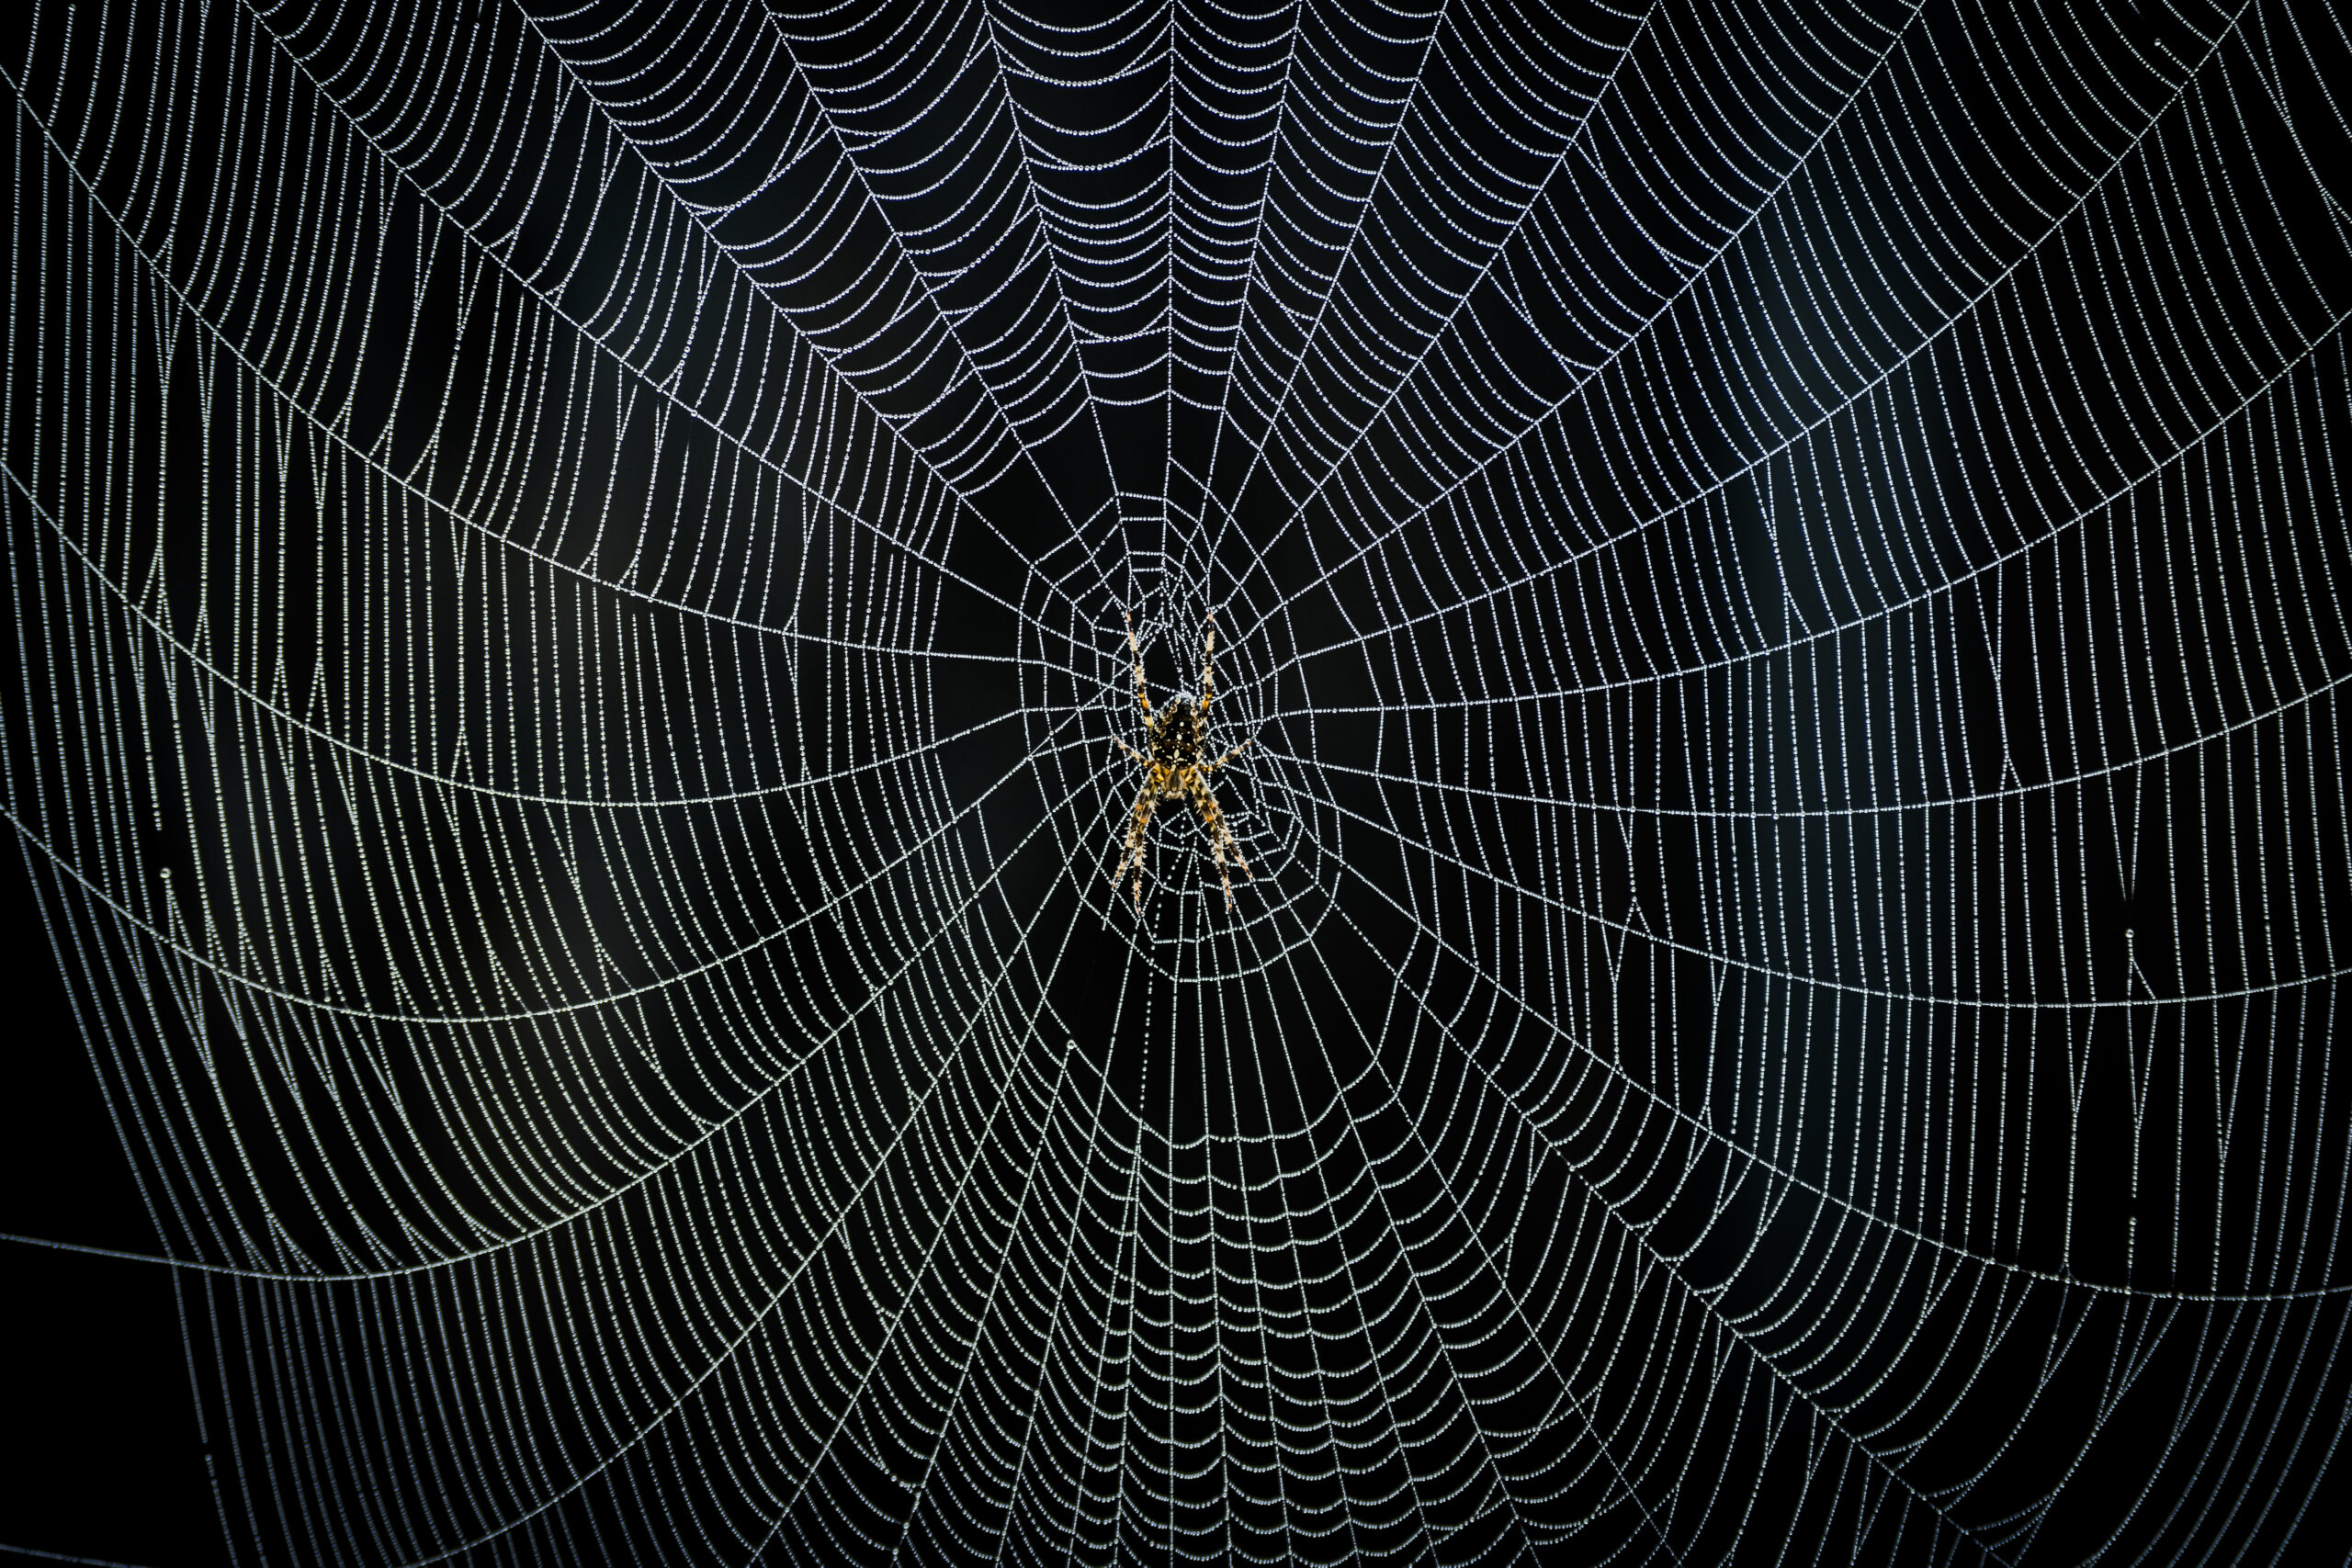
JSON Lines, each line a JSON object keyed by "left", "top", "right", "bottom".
{"left": 1123, "top": 774, "right": 1160, "bottom": 908}
{"left": 1200, "top": 610, "right": 1216, "bottom": 712}
{"left": 1218, "top": 796, "right": 1252, "bottom": 882}
{"left": 1188, "top": 774, "right": 1248, "bottom": 908}
{"left": 1187, "top": 767, "right": 1252, "bottom": 879}
{"left": 1204, "top": 739, "right": 1250, "bottom": 772}
{"left": 1115, "top": 739, "right": 1145, "bottom": 761}
{"left": 1124, "top": 610, "right": 1152, "bottom": 716}
{"left": 1197, "top": 787, "right": 1233, "bottom": 909}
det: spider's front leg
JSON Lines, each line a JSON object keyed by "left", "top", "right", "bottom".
{"left": 1199, "top": 609, "right": 1217, "bottom": 712}
{"left": 1124, "top": 610, "right": 1153, "bottom": 716}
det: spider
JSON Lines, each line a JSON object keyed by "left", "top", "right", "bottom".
{"left": 1114, "top": 609, "right": 1251, "bottom": 909}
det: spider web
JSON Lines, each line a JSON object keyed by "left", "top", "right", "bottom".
{"left": 6, "top": 0, "right": 2352, "bottom": 1562}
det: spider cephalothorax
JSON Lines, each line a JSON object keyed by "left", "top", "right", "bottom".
{"left": 1115, "top": 610, "right": 1251, "bottom": 909}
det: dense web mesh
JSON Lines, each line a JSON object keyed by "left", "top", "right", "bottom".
{"left": 6, "top": 0, "right": 2352, "bottom": 1562}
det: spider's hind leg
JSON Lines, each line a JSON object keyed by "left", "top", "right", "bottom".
{"left": 1187, "top": 774, "right": 1250, "bottom": 910}
{"left": 1122, "top": 779, "right": 1160, "bottom": 908}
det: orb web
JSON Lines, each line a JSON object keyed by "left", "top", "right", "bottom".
{"left": 6, "top": 0, "right": 2351, "bottom": 1562}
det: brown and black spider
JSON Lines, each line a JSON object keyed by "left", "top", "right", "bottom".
{"left": 1114, "top": 609, "right": 1251, "bottom": 909}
